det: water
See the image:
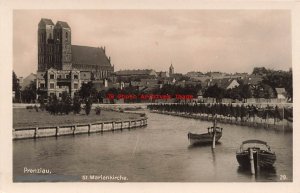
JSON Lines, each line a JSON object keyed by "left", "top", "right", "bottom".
{"left": 13, "top": 111, "right": 293, "bottom": 182}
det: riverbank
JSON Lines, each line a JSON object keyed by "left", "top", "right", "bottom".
{"left": 13, "top": 108, "right": 142, "bottom": 128}
{"left": 151, "top": 110, "right": 292, "bottom": 132}
{"left": 13, "top": 108, "right": 147, "bottom": 140}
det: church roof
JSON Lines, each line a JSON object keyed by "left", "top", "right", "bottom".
{"left": 71, "top": 45, "right": 112, "bottom": 66}
{"left": 55, "top": 21, "right": 71, "bottom": 29}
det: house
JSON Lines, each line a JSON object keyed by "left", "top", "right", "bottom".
{"left": 20, "top": 73, "right": 37, "bottom": 90}
{"left": 115, "top": 69, "right": 157, "bottom": 81}
{"left": 275, "top": 88, "right": 287, "bottom": 100}
{"left": 156, "top": 71, "right": 169, "bottom": 78}
{"left": 206, "top": 78, "right": 240, "bottom": 90}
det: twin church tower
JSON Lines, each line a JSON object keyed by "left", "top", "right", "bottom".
{"left": 37, "top": 18, "right": 114, "bottom": 98}
{"left": 38, "top": 19, "right": 72, "bottom": 71}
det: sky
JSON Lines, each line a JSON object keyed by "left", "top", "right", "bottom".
{"left": 13, "top": 10, "right": 291, "bottom": 77}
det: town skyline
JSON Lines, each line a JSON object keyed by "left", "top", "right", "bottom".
{"left": 14, "top": 10, "right": 292, "bottom": 77}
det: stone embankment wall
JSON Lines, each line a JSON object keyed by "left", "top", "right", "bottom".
{"left": 13, "top": 118, "right": 148, "bottom": 140}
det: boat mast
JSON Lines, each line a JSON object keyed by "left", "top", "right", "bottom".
{"left": 212, "top": 115, "right": 217, "bottom": 149}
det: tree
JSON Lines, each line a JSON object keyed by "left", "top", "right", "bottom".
{"left": 240, "top": 84, "right": 252, "bottom": 102}
{"left": 84, "top": 98, "right": 92, "bottom": 115}
{"left": 61, "top": 91, "right": 72, "bottom": 114}
{"left": 46, "top": 95, "right": 59, "bottom": 115}
{"left": 72, "top": 93, "right": 82, "bottom": 114}
{"left": 252, "top": 67, "right": 268, "bottom": 76}
{"left": 12, "top": 71, "right": 21, "bottom": 102}
{"left": 203, "top": 84, "right": 225, "bottom": 102}
{"left": 22, "top": 81, "right": 37, "bottom": 103}
{"left": 261, "top": 69, "right": 293, "bottom": 101}
{"left": 79, "top": 81, "right": 98, "bottom": 102}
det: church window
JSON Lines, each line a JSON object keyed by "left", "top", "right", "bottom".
{"left": 65, "top": 32, "right": 68, "bottom": 40}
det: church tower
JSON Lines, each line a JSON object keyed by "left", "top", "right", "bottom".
{"left": 169, "top": 63, "right": 174, "bottom": 76}
{"left": 38, "top": 18, "right": 55, "bottom": 71}
{"left": 54, "top": 21, "right": 72, "bottom": 70}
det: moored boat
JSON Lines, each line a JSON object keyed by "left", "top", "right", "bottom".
{"left": 188, "top": 126, "right": 223, "bottom": 146}
{"left": 236, "top": 140, "right": 276, "bottom": 169}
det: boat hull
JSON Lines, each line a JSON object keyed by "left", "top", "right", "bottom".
{"left": 236, "top": 151, "right": 276, "bottom": 168}
{"left": 188, "top": 132, "right": 222, "bottom": 146}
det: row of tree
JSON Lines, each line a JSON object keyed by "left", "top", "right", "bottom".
{"left": 147, "top": 103, "right": 293, "bottom": 123}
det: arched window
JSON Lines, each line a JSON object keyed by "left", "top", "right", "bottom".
{"left": 65, "top": 32, "right": 68, "bottom": 40}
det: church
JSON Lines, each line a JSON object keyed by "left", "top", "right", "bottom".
{"left": 36, "top": 18, "right": 114, "bottom": 98}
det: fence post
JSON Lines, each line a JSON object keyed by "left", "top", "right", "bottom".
{"left": 112, "top": 122, "right": 115, "bottom": 131}
{"left": 34, "top": 127, "right": 39, "bottom": 138}
{"left": 56, "top": 126, "right": 60, "bottom": 137}
{"left": 73, "top": 125, "right": 76, "bottom": 135}
{"left": 88, "top": 124, "right": 91, "bottom": 134}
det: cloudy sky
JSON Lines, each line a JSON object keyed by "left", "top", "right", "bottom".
{"left": 13, "top": 10, "right": 291, "bottom": 77}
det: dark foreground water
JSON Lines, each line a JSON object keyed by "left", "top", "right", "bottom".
{"left": 13, "top": 111, "right": 292, "bottom": 182}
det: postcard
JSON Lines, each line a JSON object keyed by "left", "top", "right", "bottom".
{"left": 1, "top": 0, "right": 299, "bottom": 193}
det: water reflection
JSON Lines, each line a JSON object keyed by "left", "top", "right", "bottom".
{"left": 237, "top": 166, "right": 277, "bottom": 181}
{"left": 187, "top": 141, "right": 222, "bottom": 149}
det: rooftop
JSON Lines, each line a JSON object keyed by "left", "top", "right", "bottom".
{"left": 72, "top": 45, "right": 112, "bottom": 67}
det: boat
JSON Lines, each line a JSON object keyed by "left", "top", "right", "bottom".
{"left": 187, "top": 118, "right": 223, "bottom": 146}
{"left": 236, "top": 140, "right": 276, "bottom": 169}
{"left": 188, "top": 127, "right": 223, "bottom": 146}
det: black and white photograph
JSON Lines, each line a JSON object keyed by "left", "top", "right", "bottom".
{"left": 1, "top": 0, "right": 300, "bottom": 192}
{"left": 11, "top": 9, "right": 293, "bottom": 183}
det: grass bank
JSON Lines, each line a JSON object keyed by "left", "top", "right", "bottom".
{"left": 13, "top": 108, "right": 141, "bottom": 129}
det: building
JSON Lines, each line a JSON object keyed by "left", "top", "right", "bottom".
{"left": 19, "top": 73, "right": 37, "bottom": 90}
{"left": 169, "top": 63, "right": 174, "bottom": 76}
{"left": 115, "top": 69, "right": 157, "bottom": 82}
{"left": 206, "top": 78, "right": 240, "bottom": 90}
{"left": 275, "top": 88, "right": 287, "bottom": 100}
{"left": 36, "top": 18, "right": 114, "bottom": 98}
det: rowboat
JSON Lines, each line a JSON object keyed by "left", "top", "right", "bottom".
{"left": 187, "top": 126, "right": 223, "bottom": 146}
{"left": 236, "top": 140, "right": 276, "bottom": 170}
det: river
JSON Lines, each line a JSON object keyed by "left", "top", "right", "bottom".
{"left": 13, "top": 110, "right": 293, "bottom": 182}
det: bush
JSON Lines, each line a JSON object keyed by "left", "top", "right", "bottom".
{"left": 84, "top": 99, "right": 92, "bottom": 115}
{"left": 95, "top": 106, "right": 101, "bottom": 115}
{"left": 26, "top": 106, "right": 34, "bottom": 109}
{"left": 34, "top": 105, "right": 39, "bottom": 112}
{"left": 73, "top": 95, "right": 81, "bottom": 114}
{"left": 61, "top": 92, "right": 72, "bottom": 115}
